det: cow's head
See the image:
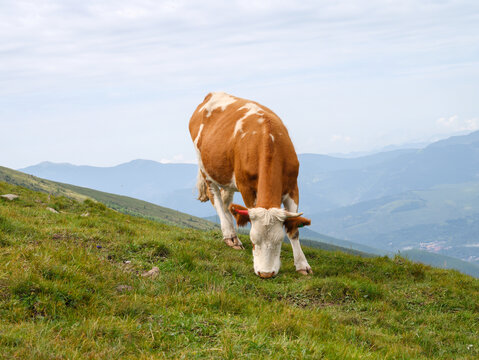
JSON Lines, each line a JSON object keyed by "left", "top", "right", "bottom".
{"left": 229, "top": 204, "right": 311, "bottom": 278}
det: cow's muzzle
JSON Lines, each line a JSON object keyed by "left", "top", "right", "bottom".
{"left": 258, "top": 271, "right": 275, "bottom": 279}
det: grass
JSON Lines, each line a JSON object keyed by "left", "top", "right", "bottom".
{"left": 0, "top": 165, "right": 218, "bottom": 231}
{"left": 1, "top": 181, "right": 479, "bottom": 359}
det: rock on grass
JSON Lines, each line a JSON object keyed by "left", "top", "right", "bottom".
{"left": 1, "top": 194, "right": 19, "bottom": 201}
{"left": 141, "top": 267, "right": 159, "bottom": 278}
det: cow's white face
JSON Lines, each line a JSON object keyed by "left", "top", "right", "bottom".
{"left": 248, "top": 208, "right": 289, "bottom": 278}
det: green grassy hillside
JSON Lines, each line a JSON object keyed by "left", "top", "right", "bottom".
{"left": 0, "top": 166, "right": 218, "bottom": 231}
{"left": 1, "top": 182, "right": 478, "bottom": 359}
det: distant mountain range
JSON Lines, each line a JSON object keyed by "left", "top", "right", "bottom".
{"left": 18, "top": 130, "right": 479, "bottom": 265}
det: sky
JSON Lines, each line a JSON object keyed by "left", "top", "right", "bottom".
{"left": 1, "top": 0, "right": 479, "bottom": 168}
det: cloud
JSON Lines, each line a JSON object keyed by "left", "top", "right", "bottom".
{"left": 160, "top": 154, "right": 195, "bottom": 164}
{"left": 2, "top": 0, "right": 478, "bottom": 95}
{"left": 437, "top": 115, "right": 479, "bottom": 132}
{"left": 1, "top": 1, "right": 479, "bottom": 167}
{"left": 330, "top": 135, "right": 352, "bottom": 143}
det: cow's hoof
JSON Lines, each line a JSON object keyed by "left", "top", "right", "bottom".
{"left": 297, "top": 267, "right": 313, "bottom": 275}
{"left": 223, "top": 236, "right": 244, "bottom": 250}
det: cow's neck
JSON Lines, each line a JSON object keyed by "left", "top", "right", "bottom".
{"left": 255, "top": 153, "right": 283, "bottom": 209}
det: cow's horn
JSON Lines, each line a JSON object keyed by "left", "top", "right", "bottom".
{"left": 284, "top": 211, "right": 303, "bottom": 218}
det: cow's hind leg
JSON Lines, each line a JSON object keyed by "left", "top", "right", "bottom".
{"left": 196, "top": 170, "right": 210, "bottom": 202}
{"left": 283, "top": 193, "right": 313, "bottom": 275}
{"left": 208, "top": 182, "right": 243, "bottom": 250}
{"left": 220, "top": 188, "right": 244, "bottom": 249}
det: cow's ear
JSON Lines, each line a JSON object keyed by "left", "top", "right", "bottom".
{"left": 229, "top": 204, "right": 250, "bottom": 227}
{"left": 284, "top": 216, "right": 311, "bottom": 238}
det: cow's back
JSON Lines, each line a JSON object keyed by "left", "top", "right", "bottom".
{"left": 189, "top": 92, "right": 299, "bottom": 197}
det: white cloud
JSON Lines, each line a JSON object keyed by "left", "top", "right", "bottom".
{"left": 160, "top": 154, "right": 196, "bottom": 164}
{"left": 330, "top": 135, "right": 352, "bottom": 143}
{"left": 437, "top": 115, "right": 479, "bottom": 132}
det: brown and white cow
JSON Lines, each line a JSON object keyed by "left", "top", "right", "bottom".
{"left": 189, "top": 92, "right": 312, "bottom": 278}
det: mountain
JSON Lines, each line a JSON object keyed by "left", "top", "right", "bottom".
{"left": 14, "top": 149, "right": 433, "bottom": 216}
{"left": 19, "top": 130, "right": 479, "bottom": 216}
{"left": 1, "top": 181, "right": 478, "bottom": 359}
{"left": 297, "top": 130, "right": 479, "bottom": 213}
{"left": 309, "top": 181, "right": 479, "bottom": 264}
{"left": 401, "top": 249, "right": 479, "bottom": 278}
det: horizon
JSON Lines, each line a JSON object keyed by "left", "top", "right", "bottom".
{"left": 2, "top": 1, "right": 479, "bottom": 169}
{"left": 13, "top": 128, "right": 478, "bottom": 169}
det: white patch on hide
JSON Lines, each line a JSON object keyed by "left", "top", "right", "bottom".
{"left": 194, "top": 124, "right": 204, "bottom": 146}
{"left": 234, "top": 103, "right": 265, "bottom": 138}
{"left": 238, "top": 102, "right": 264, "bottom": 119}
{"left": 269, "top": 134, "right": 274, "bottom": 142}
{"left": 199, "top": 92, "right": 237, "bottom": 117}
{"left": 257, "top": 117, "right": 264, "bottom": 124}
{"left": 233, "top": 118, "right": 244, "bottom": 137}
{"left": 227, "top": 174, "right": 238, "bottom": 191}
{"left": 193, "top": 125, "right": 212, "bottom": 184}
{"left": 248, "top": 207, "right": 288, "bottom": 224}
{"left": 248, "top": 207, "right": 288, "bottom": 276}
{"left": 282, "top": 194, "right": 298, "bottom": 212}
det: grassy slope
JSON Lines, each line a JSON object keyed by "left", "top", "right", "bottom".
{"left": 1, "top": 182, "right": 479, "bottom": 359}
{"left": 0, "top": 166, "right": 218, "bottom": 231}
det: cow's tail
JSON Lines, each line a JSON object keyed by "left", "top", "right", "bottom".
{"left": 196, "top": 170, "right": 209, "bottom": 202}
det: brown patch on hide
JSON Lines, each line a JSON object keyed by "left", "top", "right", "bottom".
{"left": 284, "top": 216, "right": 311, "bottom": 238}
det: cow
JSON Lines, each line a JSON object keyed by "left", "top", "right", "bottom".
{"left": 189, "top": 92, "right": 312, "bottom": 278}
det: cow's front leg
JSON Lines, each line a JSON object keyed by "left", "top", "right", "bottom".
{"left": 223, "top": 236, "right": 244, "bottom": 250}
{"left": 288, "top": 230, "right": 313, "bottom": 275}
{"left": 209, "top": 183, "right": 243, "bottom": 250}
{"left": 283, "top": 194, "right": 312, "bottom": 275}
